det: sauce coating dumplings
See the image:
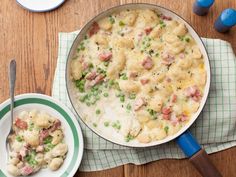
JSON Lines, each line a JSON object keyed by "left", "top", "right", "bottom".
{"left": 70, "top": 9, "right": 206, "bottom": 144}
{"left": 7, "top": 110, "right": 68, "bottom": 176}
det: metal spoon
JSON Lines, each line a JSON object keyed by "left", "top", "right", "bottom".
{"left": 6, "top": 60, "right": 16, "bottom": 158}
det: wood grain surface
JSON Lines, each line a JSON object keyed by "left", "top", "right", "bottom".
{"left": 0, "top": 0, "right": 235, "bottom": 177}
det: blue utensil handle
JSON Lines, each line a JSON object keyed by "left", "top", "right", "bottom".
{"left": 176, "top": 131, "right": 222, "bottom": 177}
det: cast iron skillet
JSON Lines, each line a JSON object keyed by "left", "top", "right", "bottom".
{"left": 65, "top": 3, "right": 222, "bottom": 177}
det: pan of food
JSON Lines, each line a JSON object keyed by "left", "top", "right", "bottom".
{"left": 65, "top": 3, "right": 222, "bottom": 177}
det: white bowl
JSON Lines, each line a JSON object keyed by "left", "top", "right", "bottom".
{"left": 16, "top": 0, "right": 65, "bottom": 12}
{"left": 0, "top": 93, "right": 84, "bottom": 177}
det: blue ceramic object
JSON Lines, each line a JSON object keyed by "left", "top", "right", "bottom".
{"left": 193, "top": 0, "right": 215, "bottom": 16}
{"left": 214, "top": 8, "right": 236, "bottom": 33}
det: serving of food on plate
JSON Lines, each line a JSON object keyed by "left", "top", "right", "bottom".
{"left": 68, "top": 8, "right": 207, "bottom": 145}
{"left": 7, "top": 110, "right": 68, "bottom": 176}
{"left": 0, "top": 94, "right": 84, "bottom": 177}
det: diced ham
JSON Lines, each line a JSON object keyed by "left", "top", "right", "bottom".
{"left": 179, "top": 53, "right": 185, "bottom": 59}
{"left": 82, "top": 62, "right": 89, "bottom": 70}
{"left": 163, "top": 114, "right": 171, "bottom": 120}
{"left": 99, "top": 52, "right": 112, "bottom": 61}
{"left": 185, "top": 86, "right": 202, "bottom": 101}
{"left": 162, "top": 107, "right": 172, "bottom": 115}
{"left": 50, "top": 120, "right": 61, "bottom": 132}
{"left": 36, "top": 145, "right": 44, "bottom": 152}
{"left": 21, "top": 166, "right": 33, "bottom": 176}
{"left": 39, "top": 130, "right": 49, "bottom": 144}
{"left": 179, "top": 114, "right": 188, "bottom": 122}
{"left": 95, "top": 74, "right": 105, "bottom": 84}
{"left": 134, "top": 98, "right": 146, "bottom": 111}
{"left": 142, "top": 57, "right": 154, "bottom": 70}
{"left": 161, "top": 53, "right": 175, "bottom": 66}
{"left": 15, "top": 118, "right": 28, "bottom": 130}
{"left": 19, "top": 147, "right": 28, "bottom": 158}
{"left": 89, "top": 22, "right": 100, "bottom": 37}
{"left": 162, "top": 107, "right": 172, "bottom": 120}
{"left": 137, "top": 32, "right": 143, "bottom": 42}
{"left": 160, "top": 15, "right": 172, "bottom": 21}
{"left": 140, "top": 78, "right": 149, "bottom": 85}
{"left": 144, "top": 27, "right": 153, "bottom": 35}
{"left": 86, "top": 71, "right": 97, "bottom": 80}
{"left": 166, "top": 77, "right": 171, "bottom": 82}
{"left": 171, "top": 118, "right": 179, "bottom": 126}
{"left": 171, "top": 94, "right": 177, "bottom": 103}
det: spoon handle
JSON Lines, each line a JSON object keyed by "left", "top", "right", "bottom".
{"left": 9, "top": 60, "right": 16, "bottom": 129}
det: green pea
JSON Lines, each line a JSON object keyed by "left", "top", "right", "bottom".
{"left": 96, "top": 109, "right": 101, "bottom": 115}
{"left": 120, "top": 96, "right": 125, "bottom": 102}
{"left": 128, "top": 93, "right": 136, "bottom": 99}
{"left": 103, "top": 93, "right": 109, "bottom": 97}
{"left": 104, "top": 122, "right": 109, "bottom": 127}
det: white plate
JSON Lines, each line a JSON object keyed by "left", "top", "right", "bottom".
{"left": 0, "top": 93, "right": 84, "bottom": 177}
{"left": 16, "top": 0, "right": 65, "bottom": 12}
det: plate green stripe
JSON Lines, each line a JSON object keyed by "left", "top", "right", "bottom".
{"left": 0, "top": 98, "right": 79, "bottom": 177}
{"left": 0, "top": 169, "right": 7, "bottom": 177}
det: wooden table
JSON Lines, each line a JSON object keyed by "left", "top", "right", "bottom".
{"left": 0, "top": 0, "right": 236, "bottom": 176}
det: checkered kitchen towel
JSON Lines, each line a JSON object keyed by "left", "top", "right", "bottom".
{"left": 52, "top": 31, "right": 236, "bottom": 171}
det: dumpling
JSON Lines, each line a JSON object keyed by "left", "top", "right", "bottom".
{"left": 118, "top": 80, "right": 140, "bottom": 93}
{"left": 148, "top": 94, "right": 164, "bottom": 112}
{"left": 98, "top": 17, "right": 112, "bottom": 30}
{"left": 113, "top": 37, "right": 134, "bottom": 49}
{"left": 49, "top": 158, "right": 64, "bottom": 171}
{"left": 107, "top": 50, "right": 126, "bottom": 79}
{"left": 123, "top": 10, "right": 138, "bottom": 26}
{"left": 70, "top": 59, "right": 83, "bottom": 80}
{"left": 173, "top": 23, "right": 187, "bottom": 36}
{"left": 50, "top": 130, "right": 63, "bottom": 145}
{"left": 23, "top": 130, "right": 39, "bottom": 147}
{"left": 51, "top": 143, "right": 68, "bottom": 157}
{"left": 34, "top": 112, "right": 54, "bottom": 129}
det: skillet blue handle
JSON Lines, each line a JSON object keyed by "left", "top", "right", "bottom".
{"left": 176, "top": 130, "right": 222, "bottom": 177}
{"left": 176, "top": 130, "right": 201, "bottom": 157}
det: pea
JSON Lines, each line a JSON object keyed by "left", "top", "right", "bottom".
{"left": 128, "top": 93, "right": 136, "bottom": 99}
{"left": 96, "top": 109, "right": 101, "bottom": 114}
{"left": 104, "top": 122, "right": 109, "bottom": 127}
{"left": 103, "top": 93, "right": 109, "bottom": 97}
{"left": 120, "top": 96, "right": 125, "bottom": 102}
{"left": 126, "top": 103, "right": 132, "bottom": 110}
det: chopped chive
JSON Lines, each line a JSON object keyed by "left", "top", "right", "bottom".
{"left": 93, "top": 123, "right": 97, "bottom": 127}
{"left": 185, "top": 37, "right": 190, "bottom": 42}
{"left": 120, "top": 73, "right": 128, "bottom": 80}
{"left": 104, "top": 61, "right": 109, "bottom": 67}
{"left": 119, "top": 21, "right": 125, "bottom": 26}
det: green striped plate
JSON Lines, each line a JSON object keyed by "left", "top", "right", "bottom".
{"left": 0, "top": 93, "right": 84, "bottom": 177}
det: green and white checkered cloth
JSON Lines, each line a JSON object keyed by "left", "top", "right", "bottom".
{"left": 52, "top": 31, "right": 236, "bottom": 172}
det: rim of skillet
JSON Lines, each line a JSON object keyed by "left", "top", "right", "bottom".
{"left": 65, "top": 3, "right": 211, "bottom": 148}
